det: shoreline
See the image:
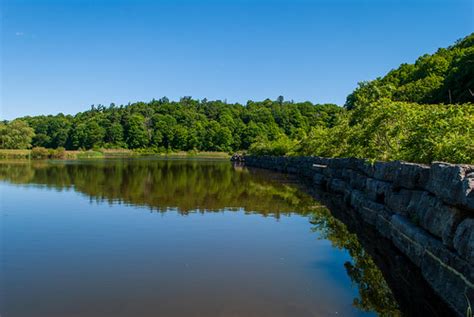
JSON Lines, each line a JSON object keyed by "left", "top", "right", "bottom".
{"left": 0, "top": 149, "right": 231, "bottom": 161}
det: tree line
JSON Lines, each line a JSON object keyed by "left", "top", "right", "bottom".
{"left": 0, "top": 98, "right": 341, "bottom": 152}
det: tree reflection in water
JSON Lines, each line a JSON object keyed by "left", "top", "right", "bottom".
{"left": 0, "top": 159, "right": 401, "bottom": 315}
{"left": 309, "top": 206, "right": 401, "bottom": 316}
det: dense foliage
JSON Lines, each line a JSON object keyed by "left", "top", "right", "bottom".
{"left": 346, "top": 33, "right": 474, "bottom": 109}
{"left": 296, "top": 100, "right": 474, "bottom": 164}
{"left": 16, "top": 98, "right": 341, "bottom": 152}
{"left": 0, "top": 120, "right": 35, "bottom": 149}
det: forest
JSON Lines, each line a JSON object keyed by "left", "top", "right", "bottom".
{"left": 1, "top": 33, "right": 473, "bottom": 164}
{"left": 0, "top": 98, "right": 342, "bottom": 152}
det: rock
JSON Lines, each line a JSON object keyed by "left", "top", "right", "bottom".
{"left": 312, "top": 173, "right": 327, "bottom": 188}
{"left": 385, "top": 189, "right": 416, "bottom": 216}
{"left": 453, "top": 218, "right": 474, "bottom": 265}
{"left": 427, "top": 162, "right": 474, "bottom": 212}
{"left": 463, "top": 173, "right": 474, "bottom": 211}
{"left": 356, "top": 194, "right": 385, "bottom": 225}
{"left": 393, "top": 162, "right": 430, "bottom": 190}
{"left": 312, "top": 157, "right": 330, "bottom": 166}
{"left": 327, "top": 158, "right": 350, "bottom": 169}
{"left": 374, "top": 161, "right": 400, "bottom": 182}
{"left": 408, "top": 192, "right": 467, "bottom": 247}
{"left": 355, "top": 160, "right": 375, "bottom": 177}
{"left": 323, "top": 165, "right": 343, "bottom": 179}
{"left": 375, "top": 207, "right": 393, "bottom": 238}
{"left": 365, "top": 178, "right": 392, "bottom": 203}
{"left": 390, "top": 215, "right": 427, "bottom": 266}
{"left": 420, "top": 251, "right": 473, "bottom": 317}
{"left": 350, "top": 190, "right": 366, "bottom": 210}
{"left": 348, "top": 170, "right": 366, "bottom": 191}
{"left": 328, "top": 178, "right": 348, "bottom": 195}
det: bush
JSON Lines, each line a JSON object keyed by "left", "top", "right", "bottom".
{"left": 76, "top": 150, "right": 104, "bottom": 159}
{"left": 248, "top": 135, "right": 297, "bottom": 156}
{"left": 31, "top": 147, "right": 50, "bottom": 159}
{"left": 49, "top": 147, "right": 66, "bottom": 159}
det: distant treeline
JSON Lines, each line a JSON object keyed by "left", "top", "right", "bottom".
{"left": 1, "top": 98, "right": 341, "bottom": 152}
{"left": 1, "top": 33, "right": 473, "bottom": 163}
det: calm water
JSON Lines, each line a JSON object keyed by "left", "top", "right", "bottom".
{"left": 0, "top": 159, "right": 401, "bottom": 317}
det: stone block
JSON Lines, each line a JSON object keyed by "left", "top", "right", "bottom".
{"left": 312, "top": 173, "right": 327, "bottom": 188}
{"left": 390, "top": 215, "right": 427, "bottom": 266}
{"left": 420, "top": 251, "right": 473, "bottom": 317}
{"left": 385, "top": 189, "right": 419, "bottom": 216}
{"left": 358, "top": 198, "right": 385, "bottom": 226}
{"left": 339, "top": 168, "right": 353, "bottom": 181}
{"left": 408, "top": 192, "right": 467, "bottom": 247}
{"left": 312, "top": 157, "right": 330, "bottom": 166}
{"left": 373, "top": 161, "right": 401, "bottom": 182}
{"left": 350, "top": 190, "right": 366, "bottom": 209}
{"left": 427, "top": 162, "right": 474, "bottom": 212}
{"left": 327, "top": 158, "right": 350, "bottom": 169}
{"left": 348, "top": 170, "right": 367, "bottom": 191}
{"left": 453, "top": 218, "right": 474, "bottom": 265}
{"left": 328, "top": 178, "right": 348, "bottom": 195}
{"left": 365, "top": 178, "right": 392, "bottom": 203}
{"left": 323, "top": 167, "right": 344, "bottom": 179}
{"left": 375, "top": 207, "right": 393, "bottom": 238}
{"left": 393, "top": 162, "right": 430, "bottom": 190}
{"left": 354, "top": 160, "right": 375, "bottom": 177}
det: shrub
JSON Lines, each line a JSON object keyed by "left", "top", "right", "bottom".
{"left": 49, "top": 147, "right": 66, "bottom": 159}
{"left": 248, "top": 135, "right": 297, "bottom": 156}
{"left": 31, "top": 147, "right": 50, "bottom": 159}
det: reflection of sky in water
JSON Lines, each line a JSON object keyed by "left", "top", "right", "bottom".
{"left": 1, "top": 183, "right": 375, "bottom": 317}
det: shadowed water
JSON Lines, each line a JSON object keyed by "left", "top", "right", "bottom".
{"left": 0, "top": 159, "right": 401, "bottom": 317}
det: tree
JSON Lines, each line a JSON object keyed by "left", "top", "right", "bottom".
{"left": 0, "top": 120, "right": 35, "bottom": 149}
{"left": 105, "top": 122, "right": 125, "bottom": 146}
{"left": 125, "top": 114, "right": 149, "bottom": 148}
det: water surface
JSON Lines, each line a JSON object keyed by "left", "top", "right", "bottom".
{"left": 0, "top": 159, "right": 400, "bottom": 317}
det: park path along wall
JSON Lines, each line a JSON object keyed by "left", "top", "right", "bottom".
{"left": 244, "top": 155, "right": 474, "bottom": 317}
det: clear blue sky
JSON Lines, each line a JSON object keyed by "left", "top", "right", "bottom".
{"left": 1, "top": 0, "right": 473, "bottom": 119}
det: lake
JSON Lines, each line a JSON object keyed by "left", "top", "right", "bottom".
{"left": 0, "top": 158, "right": 403, "bottom": 317}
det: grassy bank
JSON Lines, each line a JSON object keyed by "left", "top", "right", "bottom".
{"left": 0, "top": 149, "right": 230, "bottom": 161}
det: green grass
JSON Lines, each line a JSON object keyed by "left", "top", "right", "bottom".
{"left": 0, "top": 149, "right": 230, "bottom": 160}
{"left": 0, "top": 149, "right": 31, "bottom": 159}
{"left": 75, "top": 150, "right": 105, "bottom": 159}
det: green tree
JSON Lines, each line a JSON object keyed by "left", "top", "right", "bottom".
{"left": 0, "top": 120, "right": 35, "bottom": 149}
{"left": 125, "top": 114, "right": 149, "bottom": 148}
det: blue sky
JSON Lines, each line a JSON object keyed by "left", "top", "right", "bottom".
{"left": 1, "top": 0, "right": 473, "bottom": 119}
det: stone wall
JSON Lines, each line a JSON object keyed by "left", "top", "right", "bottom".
{"left": 244, "top": 155, "right": 474, "bottom": 316}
